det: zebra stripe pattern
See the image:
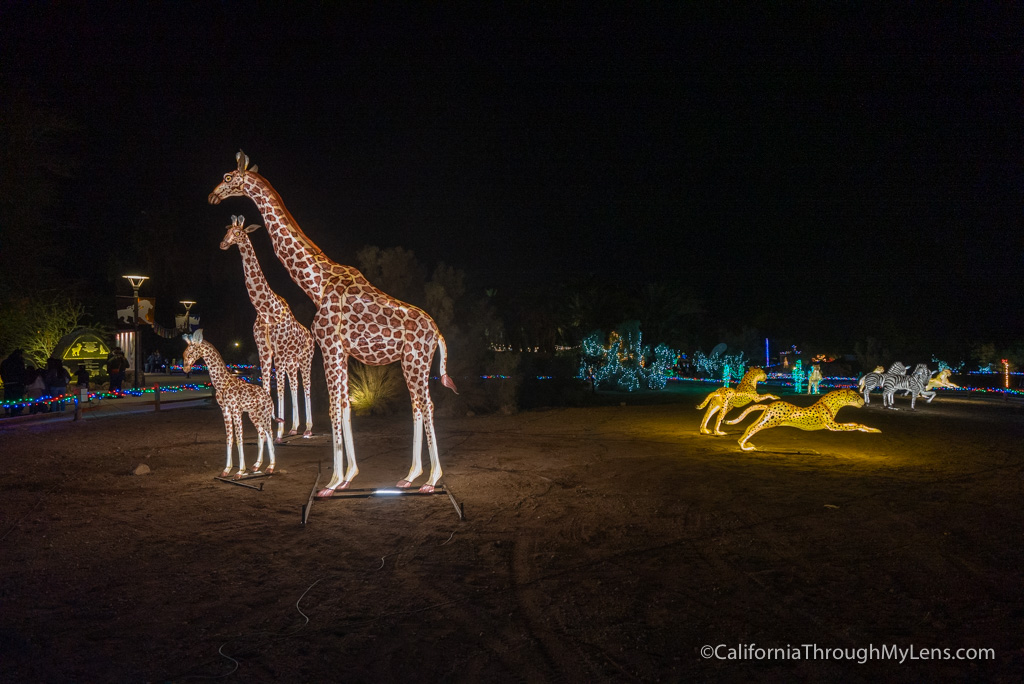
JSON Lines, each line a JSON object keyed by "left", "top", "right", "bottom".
{"left": 882, "top": 363, "right": 935, "bottom": 410}
{"left": 859, "top": 361, "right": 906, "bottom": 405}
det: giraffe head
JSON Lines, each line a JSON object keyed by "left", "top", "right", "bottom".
{"left": 181, "top": 328, "right": 205, "bottom": 373}
{"left": 208, "top": 150, "right": 259, "bottom": 205}
{"left": 219, "top": 215, "right": 262, "bottom": 250}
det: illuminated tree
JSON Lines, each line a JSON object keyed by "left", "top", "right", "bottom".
{"left": 577, "top": 321, "right": 678, "bottom": 391}
{"left": 0, "top": 295, "right": 86, "bottom": 368}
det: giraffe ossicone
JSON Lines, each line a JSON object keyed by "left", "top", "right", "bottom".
{"left": 210, "top": 151, "right": 459, "bottom": 497}
{"left": 182, "top": 328, "right": 277, "bottom": 478}
{"left": 220, "top": 214, "right": 315, "bottom": 441}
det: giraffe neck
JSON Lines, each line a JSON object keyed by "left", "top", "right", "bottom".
{"left": 235, "top": 233, "right": 287, "bottom": 318}
{"left": 243, "top": 173, "right": 338, "bottom": 301}
{"left": 197, "top": 342, "right": 235, "bottom": 391}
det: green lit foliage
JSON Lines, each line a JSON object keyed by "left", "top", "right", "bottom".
{"left": 692, "top": 349, "right": 747, "bottom": 382}
{"left": 577, "top": 321, "right": 678, "bottom": 392}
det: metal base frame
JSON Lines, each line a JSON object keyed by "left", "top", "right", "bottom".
{"left": 301, "top": 461, "right": 465, "bottom": 525}
{"left": 214, "top": 471, "right": 272, "bottom": 490}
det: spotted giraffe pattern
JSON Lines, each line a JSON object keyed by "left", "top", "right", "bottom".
{"left": 209, "top": 151, "right": 458, "bottom": 496}
{"left": 726, "top": 389, "right": 880, "bottom": 452}
{"left": 220, "top": 215, "right": 314, "bottom": 441}
{"left": 182, "top": 329, "right": 277, "bottom": 477}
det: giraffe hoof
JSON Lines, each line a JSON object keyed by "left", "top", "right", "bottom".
{"left": 274, "top": 437, "right": 284, "bottom": 444}
{"left": 220, "top": 470, "right": 232, "bottom": 478}
{"left": 316, "top": 488, "right": 335, "bottom": 498}
{"left": 396, "top": 480, "right": 413, "bottom": 489}
{"left": 418, "top": 484, "right": 435, "bottom": 493}
{"left": 264, "top": 466, "right": 274, "bottom": 474}
{"left": 302, "top": 431, "right": 313, "bottom": 438}
{"left": 232, "top": 472, "right": 244, "bottom": 480}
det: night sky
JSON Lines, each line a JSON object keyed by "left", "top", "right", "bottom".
{"left": 2, "top": 4, "right": 1020, "bottom": 351}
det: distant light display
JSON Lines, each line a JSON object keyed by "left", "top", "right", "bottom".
{"left": 576, "top": 322, "right": 677, "bottom": 392}
{"left": 807, "top": 364, "right": 822, "bottom": 394}
{"left": 693, "top": 349, "right": 748, "bottom": 383}
{"left": 792, "top": 360, "right": 805, "bottom": 394}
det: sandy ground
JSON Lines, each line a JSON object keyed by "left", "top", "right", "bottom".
{"left": 0, "top": 384, "right": 1021, "bottom": 682}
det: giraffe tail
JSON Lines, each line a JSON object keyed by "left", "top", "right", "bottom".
{"left": 437, "top": 334, "right": 458, "bottom": 394}
{"left": 725, "top": 403, "right": 768, "bottom": 425}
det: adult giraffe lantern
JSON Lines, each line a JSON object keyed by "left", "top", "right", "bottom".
{"left": 220, "top": 214, "right": 314, "bottom": 442}
{"left": 210, "top": 151, "right": 458, "bottom": 496}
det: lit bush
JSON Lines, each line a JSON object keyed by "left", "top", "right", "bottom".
{"left": 349, "top": 360, "right": 402, "bottom": 415}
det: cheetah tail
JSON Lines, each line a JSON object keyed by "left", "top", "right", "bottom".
{"left": 437, "top": 334, "right": 458, "bottom": 395}
{"left": 725, "top": 403, "right": 767, "bottom": 425}
{"left": 696, "top": 394, "right": 713, "bottom": 410}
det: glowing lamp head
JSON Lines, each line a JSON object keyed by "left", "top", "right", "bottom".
{"left": 219, "top": 214, "right": 262, "bottom": 250}
{"left": 209, "top": 150, "right": 258, "bottom": 205}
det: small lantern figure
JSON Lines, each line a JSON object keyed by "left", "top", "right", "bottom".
{"left": 722, "top": 362, "right": 732, "bottom": 387}
{"left": 793, "top": 359, "right": 805, "bottom": 394}
{"left": 1002, "top": 359, "right": 1010, "bottom": 389}
{"left": 807, "top": 364, "right": 823, "bottom": 395}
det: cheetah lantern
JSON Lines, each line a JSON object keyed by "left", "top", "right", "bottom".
{"left": 210, "top": 151, "right": 458, "bottom": 497}
{"left": 726, "top": 389, "right": 880, "bottom": 452}
{"left": 697, "top": 367, "right": 778, "bottom": 436}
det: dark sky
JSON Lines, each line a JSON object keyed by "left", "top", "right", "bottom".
{"left": 2, "top": 4, "right": 1021, "bottom": 345}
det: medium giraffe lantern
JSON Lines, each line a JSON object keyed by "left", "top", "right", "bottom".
{"left": 210, "top": 151, "right": 458, "bottom": 497}
{"left": 220, "top": 215, "right": 315, "bottom": 442}
{"left": 182, "top": 329, "right": 277, "bottom": 479}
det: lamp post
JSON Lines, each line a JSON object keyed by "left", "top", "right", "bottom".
{"left": 122, "top": 275, "right": 149, "bottom": 389}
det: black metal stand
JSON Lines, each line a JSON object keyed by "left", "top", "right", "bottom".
{"left": 300, "top": 461, "right": 465, "bottom": 525}
{"left": 214, "top": 471, "right": 271, "bottom": 490}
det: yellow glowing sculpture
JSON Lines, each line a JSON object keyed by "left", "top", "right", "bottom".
{"left": 697, "top": 367, "right": 778, "bottom": 436}
{"left": 807, "top": 364, "right": 823, "bottom": 394}
{"left": 726, "top": 389, "right": 881, "bottom": 452}
{"left": 183, "top": 329, "right": 277, "bottom": 479}
{"left": 926, "top": 368, "right": 959, "bottom": 391}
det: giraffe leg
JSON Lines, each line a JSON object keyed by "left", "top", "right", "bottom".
{"left": 259, "top": 403, "right": 277, "bottom": 473}
{"left": 301, "top": 366, "right": 313, "bottom": 437}
{"left": 221, "top": 409, "right": 235, "bottom": 478}
{"left": 339, "top": 405, "right": 358, "bottom": 482}
{"left": 274, "top": 367, "right": 287, "bottom": 443}
{"left": 420, "top": 395, "right": 443, "bottom": 493}
{"left": 397, "top": 409, "right": 425, "bottom": 488}
{"left": 288, "top": 369, "right": 300, "bottom": 435}
{"left": 263, "top": 414, "right": 277, "bottom": 473}
{"left": 315, "top": 335, "right": 353, "bottom": 496}
{"left": 233, "top": 412, "right": 246, "bottom": 478}
{"left": 251, "top": 414, "right": 265, "bottom": 473}
{"left": 397, "top": 360, "right": 427, "bottom": 488}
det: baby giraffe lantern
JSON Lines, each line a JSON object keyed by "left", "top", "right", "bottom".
{"left": 183, "top": 329, "right": 277, "bottom": 479}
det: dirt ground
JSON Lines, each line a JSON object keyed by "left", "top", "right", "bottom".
{"left": 0, "top": 384, "right": 1021, "bottom": 683}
